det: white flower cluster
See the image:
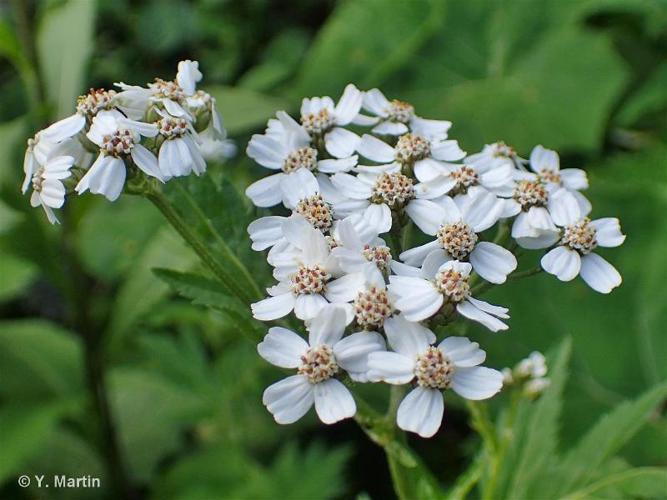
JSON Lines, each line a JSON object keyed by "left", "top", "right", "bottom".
{"left": 503, "top": 351, "right": 551, "bottom": 398}
{"left": 247, "top": 86, "right": 625, "bottom": 438}
{"left": 22, "top": 60, "right": 233, "bottom": 223}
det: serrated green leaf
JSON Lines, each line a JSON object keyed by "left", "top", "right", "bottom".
{"left": 553, "top": 381, "right": 667, "bottom": 497}
{"left": 561, "top": 467, "right": 667, "bottom": 500}
{"left": 37, "top": 0, "right": 96, "bottom": 117}
{"left": 503, "top": 338, "right": 572, "bottom": 499}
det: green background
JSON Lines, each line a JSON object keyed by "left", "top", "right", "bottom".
{"left": 1, "top": 0, "right": 666, "bottom": 498}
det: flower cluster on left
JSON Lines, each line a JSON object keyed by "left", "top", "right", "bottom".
{"left": 22, "top": 60, "right": 233, "bottom": 223}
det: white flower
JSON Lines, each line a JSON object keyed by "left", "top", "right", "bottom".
{"left": 466, "top": 141, "right": 526, "bottom": 171}
{"left": 356, "top": 133, "right": 465, "bottom": 173}
{"left": 515, "top": 351, "right": 548, "bottom": 379}
{"left": 258, "top": 305, "right": 385, "bottom": 424}
{"left": 245, "top": 111, "right": 357, "bottom": 208}
{"left": 331, "top": 162, "right": 463, "bottom": 233}
{"left": 40, "top": 88, "right": 118, "bottom": 143}
{"left": 27, "top": 155, "right": 74, "bottom": 224}
{"left": 300, "top": 84, "right": 363, "bottom": 158}
{"left": 357, "top": 89, "right": 451, "bottom": 139}
{"left": 251, "top": 216, "right": 366, "bottom": 321}
{"left": 528, "top": 145, "right": 591, "bottom": 214}
{"left": 401, "top": 188, "right": 517, "bottom": 284}
{"left": 540, "top": 216, "right": 624, "bottom": 293}
{"left": 76, "top": 110, "right": 160, "bottom": 201}
{"left": 508, "top": 177, "right": 581, "bottom": 249}
{"left": 115, "top": 60, "right": 201, "bottom": 120}
{"left": 367, "top": 316, "right": 503, "bottom": 437}
{"left": 330, "top": 216, "right": 393, "bottom": 274}
{"left": 388, "top": 254, "right": 509, "bottom": 331}
{"left": 413, "top": 157, "right": 515, "bottom": 201}
{"left": 155, "top": 110, "right": 206, "bottom": 179}
{"left": 176, "top": 60, "right": 202, "bottom": 96}
{"left": 22, "top": 134, "right": 91, "bottom": 194}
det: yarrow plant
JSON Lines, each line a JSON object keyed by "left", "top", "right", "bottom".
{"left": 23, "top": 63, "right": 626, "bottom": 497}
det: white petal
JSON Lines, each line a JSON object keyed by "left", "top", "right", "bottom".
{"left": 357, "top": 134, "right": 395, "bottom": 163}
{"left": 245, "top": 173, "right": 284, "bottom": 207}
{"left": 251, "top": 292, "right": 295, "bottom": 320}
{"left": 334, "top": 84, "right": 363, "bottom": 125}
{"left": 257, "top": 327, "right": 308, "bottom": 368}
{"left": 409, "top": 117, "right": 452, "bottom": 141}
{"left": 398, "top": 240, "right": 441, "bottom": 267}
{"left": 248, "top": 216, "right": 286, "bottom": 250}
{"left": 326, "top": 127, "right": 360, "bottom": 159}
{"left": 580, "top": 253, "right": 622, "bottom": 294}
{"left": 396, "top": 387, "right": 444, "bottom": 438}
{"left": 548, "top": 188, "right": 580, "bottom": 226}
{"left": 308, "top": 304, "right": 348, "bottom": 346}
{"left": 325, "top": 273, "right": 366, "bottom": 303}
{"left": 282, "top": 168, "right": 319, "bottom": 208}
{"left": 317, "top": 155, "right": 358, "bottom": 173}
{"left": 560, "top": 168, "right": 588, "bottom": 190}
{"left": 460, "top": 189, "right": 503, "bottom": 232}
{"left": 41, "top": 113, "right": 86, "bottom": 143}
{"left": 451, "top": 367, "right": 503, "bottom": 400}
{"left": 263, "top": 375, "right": 314, "bottom": 424}
{"left": 469, "top": 242, "right": 517, "bottom": 284}
{"left": 76, "top": 155, "right": 126, "bottom": 201}
{"left": 314, "top": 378, "right": 356, "bottom": 424}
{"left": 383, "top": 314, "right": 436, "bottom": 356}
{"left": 372, "top": 121, "right": 409, "bottom": 135}
{"left": 421, "top": 249, "right": 450, "bottom": 279}
{"left": 331, "top": 172, "right": 373, "bottom": 200}
{"left": 456, "top": 301, "right": 508, "bottom": 332}
{"left": 413, "top": 158, "right": 449, "bottom": 182}
{"left": 38, "top": 179, "right": 66, "bottom": 208}
{"left": 438, "top": 337, "right": 486, "bottom": 367}
{"left": 414, "top": 176, "right": 457, "bottom": 199}
{"left": 590, "top": 218, "right": 625, "bottom": 247}
{"left": 388, "top": 277, "right": 443, "bottom": 322}
{"left": 334, "top": 331, "right": 386, "bottom": 375}
{"left": 365, "top": 203, "right": 392, "bottom": 234}
{"left": 573, "top": 190, "right": 592, "bottom": 217}
{"left": 294, "top": 293, "right": 329, "bottom": 321}
{"left": 430, "top": 140, "right": 465, "bottom": 161}
{"left": 466, "top": 296, "right": 509, "bottom": 318}
{"left": 246, "top": 134, "right": 285, "bottom": 169}
{"left": 176, "top": 60, "right": 202, "bottom": 96}
{"left": 362, "top": 88, "right": 391, "bottom": 117}
{"left": 367, "top": 352, "right": 415, "bottom": 384}
{"left": 541, "top": 246, "right": 581, "bottom": 281}
{"left": 405, "top": 199, "right": 446, "bottom": 235}
{"left": 529, "top": 145, "right": 559, "bottom": 173}
{"left": 132, "top": 144, "right": 163, "bottom": 180}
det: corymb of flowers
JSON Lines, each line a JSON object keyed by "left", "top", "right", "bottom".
{"left": 23, "top": 62, "right": 625, "bottom": 438}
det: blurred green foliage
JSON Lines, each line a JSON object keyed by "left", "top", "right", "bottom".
{"left": 1, "top": 0, "right": 666, "bottom": 499}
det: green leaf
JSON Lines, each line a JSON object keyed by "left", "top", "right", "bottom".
{"left": 502, "top": 338, "right": 572, "bottom": 499}
{"left": 109, "top": 368, "right": 209, "bottom": 482}
{"left": 553, "top": 381, "right": 667, "bottom": 497}
{"left": 0, "top": 252, "right": 37, "bottom": 302}
{"left": 561, "top": 467, "right": 667, "bottom": 500}
{"left": 37, "top": 0, "right": 96, "bottom": 117}
{"left": 0, "top": 402, "right": 71, "bottom": 484}
{"left": 153, "top": 268, "right": 247, "bottom": 313}
{"left": 107, "top": 227, "right": 197, "bottom": 350}
{"left": 0, "top": 320, "right": 83, "bottom": 400}
{"left": 293, "top": 0, "right": 445, "bottom": 97}
{"left": 206, "top": 85, "right": 290, "bottom": 134}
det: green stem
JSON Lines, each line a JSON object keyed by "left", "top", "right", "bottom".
{"left": 173, "top": 183, "right": 262, "bottom": 301}
{"left": 145, "top": 189, "right": 255, "bottom": 306}
{"left": 482, "top": 391, "right": 521, "bottom": 500}
{"left": 387, "top": 451, "right": 414, "bottom": 500}
{"left": 467, "top": 401, "right": 498, "bottom": 455}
